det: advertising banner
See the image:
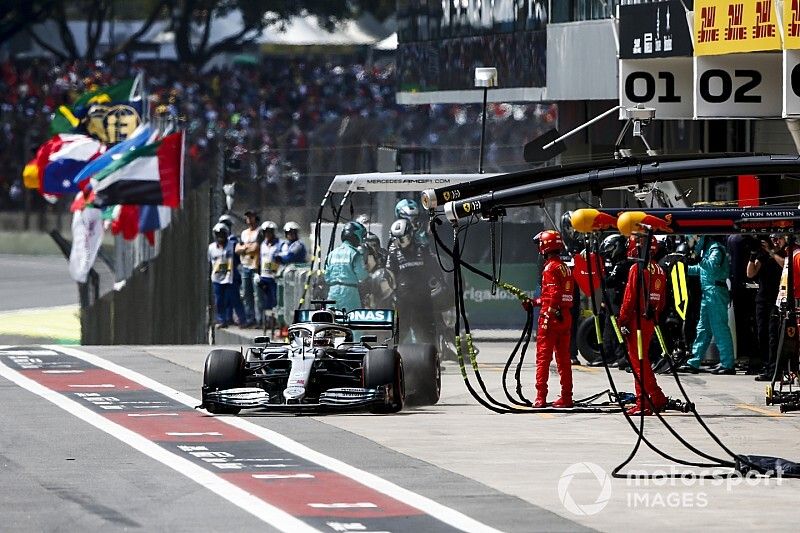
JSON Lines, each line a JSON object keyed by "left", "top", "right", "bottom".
{"left": 784, "top": 0, "right": 800, "bottom": 49}
{"left": 694, "top": 0, "right": 781, "bottom": 56}
{"left": 619, "top": 0, "right": 693, "bottom": 59}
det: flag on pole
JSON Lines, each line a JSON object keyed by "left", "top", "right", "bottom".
{"left": 22, "top": 158, "right": 39, "bottom": 189}
{"left": 68, "top": 205, "right": 104, "bottom": 283}
{"left": 110, "top": 204, "right": 140, "bottom": 241}
{"left": 92, "top": 131, "right": 184, "bottom": 208}
{"left": 139, "top": 205, "right": 172, "bottom": 246}
{"left": 51, "top": 77, "right": 142, "bottom": 135}
{"left": 36, "top": 134, "right": 104, "bottom": 195}
{"left": 71, "top": 122, "right": 155, "bottom": 189}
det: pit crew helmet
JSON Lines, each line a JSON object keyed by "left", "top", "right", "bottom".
{"left": 391, "top": 218, "right": 413, "bottom": 248}
{"left": 626, "top": 235, "right": 659, "bottom": 258}
{"left": 533, "top": 230, "right": 564, "bottom": 255}
{"left": 341, "top": 221, "right": 367, "bottom": 247}
{"left": 600, "top": 234, "right": 627, "bottom": 263}
{"left": 365, "top": 232, "right": 381, "bottom": 250}
{"left": 283, "top": 221, "right": 301, "bottom": 234}
{"left": 395, "top": 199, "right": 420, "bottom": 222}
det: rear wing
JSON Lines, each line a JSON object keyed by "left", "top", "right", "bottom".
{"left": 292, "top": 308, "right": 396, "bottom": 332}
{"left": 345, "top": 309, "right": 396, "bottom": 331}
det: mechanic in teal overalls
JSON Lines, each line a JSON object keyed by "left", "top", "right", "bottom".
{"left": 325, "top": 221, "right": 369, "bottom": 312}
{"left": 680, "top": 235, "right": 736, "bottom": 374}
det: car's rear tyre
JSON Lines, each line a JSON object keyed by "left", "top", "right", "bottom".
{"left": 364, "top": 348, "right": 404, "bottom": 413}
{"left": 576, "top": 316, "right": 601, "bottom": 364}
{"left": 398, "top": 343, "right": 440, "bottom": 407}
{"left": 203, "top": 349, "right": 244, "bottom": 414}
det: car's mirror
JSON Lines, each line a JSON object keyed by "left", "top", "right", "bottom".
{"left": 360, "top": 335, "right": 378, "bottom": 344}
{"left": 253, "top": 336, "right": 270, "bottom": 345}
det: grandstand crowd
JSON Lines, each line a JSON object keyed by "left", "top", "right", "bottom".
{"left": 0, "top": 56, "right": 557, "bottom": 211}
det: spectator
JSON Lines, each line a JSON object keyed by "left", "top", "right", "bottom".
{"left": 275, "top": 221, "right": 307, "bottom": 265}
{"left": 257, "top": 220, "right": 282, "bottom": 329}
{"left": 235, "top": 210, "right": 262, "bottom": 328}
{"left": 208, "top": 223, "right": 238, "bottom": 328}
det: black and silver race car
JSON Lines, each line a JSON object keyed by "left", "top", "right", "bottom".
{"left": 200, "top": 305, "right": 440, "bottom": 414}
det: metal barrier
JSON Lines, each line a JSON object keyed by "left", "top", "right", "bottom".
{"left": 276, "top": 264, "right": 311, "bottom": 325}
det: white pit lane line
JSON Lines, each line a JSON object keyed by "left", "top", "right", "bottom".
{"left": 3, "top": 346, "right": 502, "bottom": 533}
{"left": 0, "top": 347, "right": 316, "bottom": 533}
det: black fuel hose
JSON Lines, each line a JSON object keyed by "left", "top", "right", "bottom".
{"left": 433, "top": 216, "right": 618, "bottom": 414}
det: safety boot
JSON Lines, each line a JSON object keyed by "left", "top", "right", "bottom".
{"left": 626, "top": 405, "right": 653, "bottom": 416}
{"left": 534, "top": 392, "right": 547, "bottom": 408}
{"left": 552, "top": 395, "right": 573, "bottom": 408}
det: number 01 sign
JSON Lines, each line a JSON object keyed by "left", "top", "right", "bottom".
{"left": 619, "top": 58, "right": 693, "bottom": 119}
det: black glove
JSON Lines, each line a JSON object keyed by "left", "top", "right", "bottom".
{"left": 750, "top": 251, "right": 759, "bottom": 262}
{"left": 553, "top": 308, "right": 563, "bottom": 321}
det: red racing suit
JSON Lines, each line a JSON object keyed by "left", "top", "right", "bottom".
{"left": 535, "top": 256, "right": 575, "bottom": 400}
{"left": 618, "top": 260, "right": 668, "bottom": 411}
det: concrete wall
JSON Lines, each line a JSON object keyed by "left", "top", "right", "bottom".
{"left": 546, "top": 20, "right": 618, "bottom": 101}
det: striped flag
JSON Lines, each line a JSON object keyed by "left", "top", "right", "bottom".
{"left": 35, "top": 134, "right": 104, "bottom": 195}
{"left": 72, "top": 122, "right": 155, "bottom": 189}
{"left": 92, "top": 132, "right": 183, "bottom": 208}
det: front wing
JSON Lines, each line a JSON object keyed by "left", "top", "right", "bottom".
{"left": 201, "top": 386, "right": 390, "bottom": 412}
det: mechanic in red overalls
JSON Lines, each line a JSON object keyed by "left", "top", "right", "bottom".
{"left": 523, "top": 230, "right": 575, "bottom": 408}
{"left": 618, "top": 235, "right": 668, "bottom": 415}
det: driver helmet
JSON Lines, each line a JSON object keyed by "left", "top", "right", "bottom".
{"left": 341, "top": 221, "right": 367, "bottom": 247}
{"left": 390, "top": 218, "right": 413, "bottom": 248}
{"left": 533, "top": 230, "right": 564, "bottom": 255}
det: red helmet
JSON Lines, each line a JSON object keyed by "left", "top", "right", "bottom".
{"left": 626, "top": 235, "right": 659, "bottom": 258}
{"left": 534, "top": 230, "right": 564, "bottom": 255}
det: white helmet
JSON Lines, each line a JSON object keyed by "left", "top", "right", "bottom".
{"left": 390, "top": 219, "right": 412, "bottom": 247}
{"left": 260, "top": 220, "right": 278, "bottom": 232}
{"left": 218, "top": 214, "right": 235, "bottom": 229}
{"left": 212, "top": 222, "right": 229, "bottom": 237}
{"left": 283, "top": 221, "right": 301, "bottom": 233}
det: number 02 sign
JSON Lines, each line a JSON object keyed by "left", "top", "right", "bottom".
{"left": 784, "top": 50, "right": 800, "bottom": 117}
{"left": 694, "top": 53, "right": 782, "bottom": 118}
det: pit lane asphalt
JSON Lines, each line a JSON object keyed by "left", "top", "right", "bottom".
{"left": 3, "top": 343, "right": 800, "bottom": 531}
{"left": 0, "top": 345, "right": 589, "bottom": 533}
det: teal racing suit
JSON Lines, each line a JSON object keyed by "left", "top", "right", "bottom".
{"left": 687, "top": 240, "right": 735, "bottom": 369}
{"left": 324, "top": 241, "right": 368, "bottom": 312}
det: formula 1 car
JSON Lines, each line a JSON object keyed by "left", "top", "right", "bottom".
{"left": 200, "top": 304, "right": 441, "bottom": 414}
